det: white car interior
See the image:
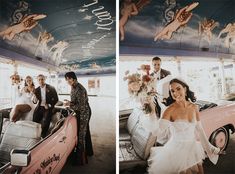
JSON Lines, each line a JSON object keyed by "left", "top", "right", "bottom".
{"left": 0, "top": 104, "right": 67, "bottom": 168}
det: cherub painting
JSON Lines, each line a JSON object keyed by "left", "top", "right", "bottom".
{"left": 154, "top": 2, "right": 199, "bottom": 41}
{"left": 164, "top": 0, "right": 177, "bottom": 25}
{"left": 135, "top": 0, "right": 151, "bottom": 11}
{"left": 119, "top": 0, "right": 151, "bottom": 41}
{"left": 91, "top": 62, "right": 101, "bottom": 70}
{"left": 199, "top": 18, "right": 219, "bottom": 43}
{"left": 218, "top": 23, "right": 235, "bottom": 47}
{"left": 11, "top": 1, "right": 30, "bottom": 25}
{"left": 0, "top": 14, "right": 47, "bottom": 41}
{"left": 37, "top": 31, "right": 54, "bottom": 54}
{"left": 49, "top": 41, "right": 69, "bottom": 64}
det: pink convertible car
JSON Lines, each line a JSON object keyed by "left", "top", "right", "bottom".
{"left": 119, "top": 100, "right": 235, "bottom": 169}
{"left": 199, "top": 100, "right": 235, "bottom": 151}
{"left": 0, "top": 106, "right": 77, "bottom": 174}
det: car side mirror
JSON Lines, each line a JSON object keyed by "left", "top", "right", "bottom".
{"left": 10, "top": 149, "right": 31, "bottom": 167}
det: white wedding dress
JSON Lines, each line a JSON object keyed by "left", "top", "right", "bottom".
{"left": 139, "top": 110, "right": 158, "bottom": 133}
{"left": 148, "top": 118, "right": 219, "bottom": 174}
{"left": 10, "top": 86, "right": 37, "bottom": 121}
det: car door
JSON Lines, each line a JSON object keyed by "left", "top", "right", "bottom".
{"left": 20, "top": 119, "right": 68, "bottom": 174}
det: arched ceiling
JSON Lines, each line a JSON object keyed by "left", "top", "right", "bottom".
{"left": 120, "top": 0, "right": 235, "bottom": 59}
{"left": 0, "top": 0, "right": 116, "bottom": 74}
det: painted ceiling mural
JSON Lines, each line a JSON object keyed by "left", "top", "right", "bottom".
{"left": 0, "top": 0, "right": 115, "bottom": 73}
{"left": 120, "top": 0, "right": 235, "bottom": 57}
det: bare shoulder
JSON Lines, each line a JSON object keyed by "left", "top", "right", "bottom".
{"left": 162, "top": 104, "right": 174, "bottom": 120}
{"left": 190, "top": 103, "right": 200, "bottom": 120}
{"left": 190, "top": 103, "right": 199, "bottom": 111}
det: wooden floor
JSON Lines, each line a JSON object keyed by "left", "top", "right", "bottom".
{"left": 61, "top": 96, "right": 116, "bottom": 174}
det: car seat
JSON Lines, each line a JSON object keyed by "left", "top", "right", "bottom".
{"left": 0, "top": 121, "right": 41, "bottom": 164}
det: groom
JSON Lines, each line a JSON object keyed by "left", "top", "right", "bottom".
{"left": 150, "top": 56, "right": 171, "bottom": 80}
{"left": 150, "top": 56, "right": 171, "bottom": 117}
{"left": 33, "top": 74, "right": 58, "bottom": 138}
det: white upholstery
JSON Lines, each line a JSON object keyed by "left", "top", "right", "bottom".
{"left": 127, "top": 108, "right": 141, "bottom": 135}
{"left": 13, "top": 121, "right": 42, "bottom": 138}
{"left": 131, "top": 125, "right": 157, "bottom": 160}
{"left": 0, "top": 121, "right": 41, "bottom": 163}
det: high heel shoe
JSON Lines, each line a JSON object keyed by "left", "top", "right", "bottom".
{"left": 207, "top": 145, "right": 220, "bottom": 164}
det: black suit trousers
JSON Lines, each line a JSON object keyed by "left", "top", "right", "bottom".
{"left": 33, "top": 106, "right": 52, "bottom": 138}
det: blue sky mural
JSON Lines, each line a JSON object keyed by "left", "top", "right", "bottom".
{"left": 0, "top": 0, "right": 116, "bottom": 73}
{"left": 120, "top": 0, "right": 235, "bottom": 57}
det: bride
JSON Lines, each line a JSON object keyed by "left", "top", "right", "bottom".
{"left": 10, "top": 76, "right": 36, "bottom": 122}
{"left": 148, "top": 78, "right": 220, "bottom": 174}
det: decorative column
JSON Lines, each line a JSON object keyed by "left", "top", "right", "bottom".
{"left": 55, "top": 72, "right": 59, "bottom": 93}
{"left": 219, "top": 58, "right": 226, "bottom": 96}
{"left": 232, "top": 59, "right": 235, "bottom": 86}
{"left": 175, "top": 57, "right": 182, "bottom": 77}
{"left": 12, "top": 60, "right": 18, "bottom": 74}
{"left": 11, "top": 60, "right": 18, "bottom": 107}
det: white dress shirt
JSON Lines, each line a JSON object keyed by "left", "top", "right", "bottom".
{"left": 154, "top": 69, "right": 161, "bottom": 81}
{"left": 40, "top": 85, "right": 46, "bottom": 106}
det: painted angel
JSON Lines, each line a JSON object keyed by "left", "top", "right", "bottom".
{"left": 0, "top": 14, "right": 47, "bottom": 41}
{"left": 119, "top": 0, "right": 151, "bottom": 41}
{"left": 164, "top": 0, "right": 177, "bottom": 25}
{"left": 11, "top": 1, "right": 30, "bottom": 25}
{"left": 37, "top": 31, "right": 54, "bottom": 54}
{"left": 91, "top": 62, "right": 101, "bottom": 70}
{"left": 154, "top": 2, "right": 199, "bottom": 41}
{"left": 218, "top": 23, "right": 235, "bottom": 47}
{"left": 49, "top": 41, "right": 69, "bottom": 64}
{"left": 136, "top": 0, "right": 151, "bottom": 11}
{"left": 199, "top": 18, "right": 218, "bottom": 43}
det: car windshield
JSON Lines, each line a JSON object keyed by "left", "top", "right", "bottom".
{"left": 195, "top": 100, "right": 218, "bottom": 111}
{"left": 221, "top": 93, "right": 235, "bottom": 101}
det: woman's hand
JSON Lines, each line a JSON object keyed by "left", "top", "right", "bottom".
{"left": 24, "top": 86, "right": 34, "bottom": 93}
{"left": 63, "top": 99, "right": 71, "bottom": 107}
{"left": 24, "top": 86, "right": 30, "bottom": 93}
{"left": 28, "top": 85, "right": 35, "bottom": 93}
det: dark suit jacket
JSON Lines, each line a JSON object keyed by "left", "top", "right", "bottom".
{"left": 34, "top": 84, "right": 58, "bottom": 108}
{"left": 150, "top": 68, "right": 171, "bottom": 80}
{"left": 150, "top": 68, "right": 171, "bottom": 117}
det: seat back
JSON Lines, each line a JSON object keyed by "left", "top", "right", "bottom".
{"left": 0, "top": 113, "right": 3, "bottom": 137}
{"left": 0, "top": 121, "right": 41, "bottom": 164}
{"left": 47, "top": 112, "right": 62, "bottom": 135}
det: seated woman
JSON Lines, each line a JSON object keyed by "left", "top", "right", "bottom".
{"left": 10, "top": 76, "right": 37, "bottom": 122}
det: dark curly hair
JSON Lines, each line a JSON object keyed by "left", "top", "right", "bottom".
{"left": 163, "top": 78, "right": 196, "bottom": 106}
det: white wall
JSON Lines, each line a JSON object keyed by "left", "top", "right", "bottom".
{"left": 57, "top": 75, "right": 116, "bottom": 98}
{"left": 119, "top": 59, "right": 235, "bottom": 110}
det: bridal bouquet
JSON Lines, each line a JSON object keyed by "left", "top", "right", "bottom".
{"left": 123, "top": 65, "right": 156, "bottom": 114}
{"left": 10, "top": 73, "right": 23, "bottom": 85}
